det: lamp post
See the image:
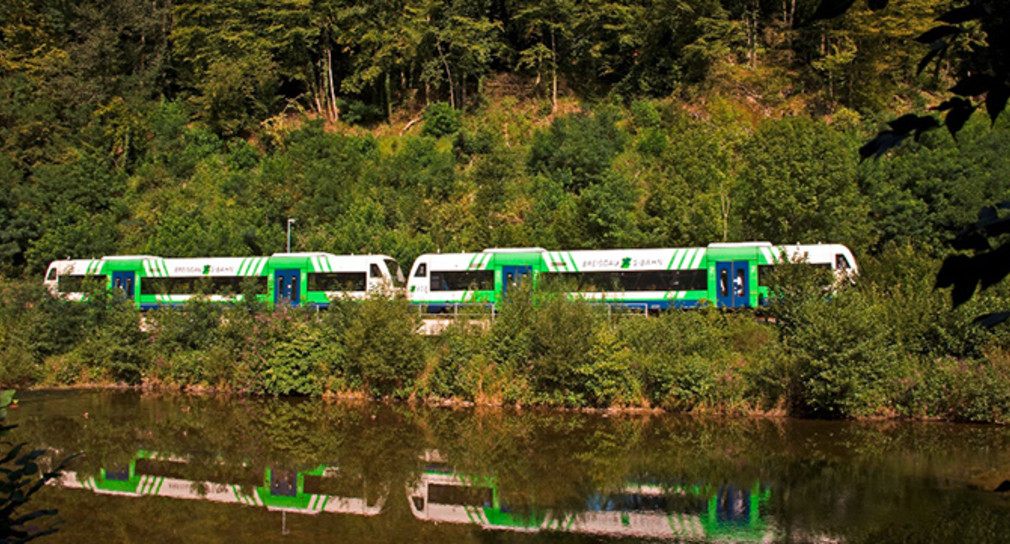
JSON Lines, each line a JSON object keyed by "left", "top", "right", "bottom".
{"left": 286, "top": 218, "right": 295, "bottom": 253}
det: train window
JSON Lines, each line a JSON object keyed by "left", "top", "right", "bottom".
{"left": 428, "top": 484, "right": 493, "bottom": 507}
{"left": 290, "top": 276, "right": 298, "bottom": 294}
{"left": 758, "top": 265, "right": 775, "bottom": 287}
{"left": 539, "top": 270, "right": 707, "bottom": 292}
{"left": 384, "top": 259, "right": 405, "bottom": 286}
{"left": 430, "top": 270, "right": 494, "bottom": 291}
{"left": 135, "top": 458, "right": 190, "bottom": 480}
{"left": 370, "top": 263, "right": 381, "bottom": 278}
{"left": 57, "top": 274, "right": 107, "bottom": 293}
{"left": 140, "top": 276, "right": 268, "bottom": 295}
{"left": 277, "top": 277, "right": 284, "bottom": 296}
{"left": 307, "top": 272, "right": 366, "bottom": 292}
{"left": 719, "top": 269, "right": 729, "bottom": 297}
{"left": 414, "top": 263, "right": 427, "bottom": 277}
{"left": 669, "top": 270, "right": 707, "bottom": 291}
{"left": 735, "top": 269, "right": 745, "bottom": 296}
{"left": 836, "top": 254, "right": 850, "bottom": 270}
{"left": 104, "top": 467, "right": 131, "bottom": 481}
{"left": 46, "top": 268, "right": 57, "bottom": 281}
{"left": 240, "top": 277, "right": 269, "bottom": 295}
{"left": 303, "top": 474, "right": 367, "bottom": 497}
{"left": 270, "top": 470, "right": 298, "bottom": 498}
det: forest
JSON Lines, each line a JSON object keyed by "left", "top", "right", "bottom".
{"left": 3, "top": 0, "right": 1010, "bottom": 420}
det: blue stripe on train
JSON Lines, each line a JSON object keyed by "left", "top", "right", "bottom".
{"left": 413, "top": 299, "right": 705, "bottom": 313}
{"left": 141, "top": 302, "right": 333, "bottom": 310}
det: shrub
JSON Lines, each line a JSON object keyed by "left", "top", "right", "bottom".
{"left": 338, "top": 98, "right": 385, "bottom": 125}
{"left": 910, "top": 353, "right": 1010, "bottom": 423}
{"left": 527, "top": 294, "right": 603, "bottom": 405}
{"left": 617, "top": 309, "right": 776, "bottom": 412}
{"left": 453, "top": 126, "right": 497, "bottom": 160}
{"left": 425, "top": 319, "right": 489, "bottom": 400}
{"left": 422, "top": 102, "right": 461, "bottom": 137}
{"left": 0, "top": 341, "right": 40, "bottom": 389}
{"left": 260, "top": 318, "right": 332, "bottom": 396}
{"left": 784, "top": 289, "right": 904, "bottom": 418}
{"left": 57, "top": 291, "right": 150, "bottom": 385}
{"left": 487, "top": 283, "right": 536, "bottom": 381}
{"left": 579, "top": 326, "right": 642, "bottom": 407}
{"left": 336, "top": 295, "right": 424, "bottom": 397}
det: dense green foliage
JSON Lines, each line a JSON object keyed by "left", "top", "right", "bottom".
{"left": 0, "top": 0, "right": 979, "bottom": 277}
{"left": 3, "top": 0, "right": 1010, "bottom": 421}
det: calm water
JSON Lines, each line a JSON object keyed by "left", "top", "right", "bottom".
{"left": 7, "top": 390, "right": 1010, "bottom": 543}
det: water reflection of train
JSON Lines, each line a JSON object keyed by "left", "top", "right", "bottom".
{"left": 55, "top": 449, "right": 773, "bottom": 540}
{"left": 56, "top": 450, "right": 384, "bottom": 516}
{"left": 407, "top": 451, "right": 773, "bottom": 541}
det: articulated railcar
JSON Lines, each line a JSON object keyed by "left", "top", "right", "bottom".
{"left": 44, "top": 252, "right": 405, "bottom": 309}
{"left": 407, "top": 242, "right": 857, "bottom": 312}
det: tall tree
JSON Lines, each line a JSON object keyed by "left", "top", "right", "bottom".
{"left": 333, "top": 0, "right": 424, "bottom": 119}
{"left": 513, "top": 0, "right": 574, "bottom": 111}
{"left": 422, "top": 0, "right": 503, "bottom": 110}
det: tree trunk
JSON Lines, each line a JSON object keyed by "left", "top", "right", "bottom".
{"left": 436, "top": 39, "right": 454, "bottom": 108}
{"left": 327, "top": 48, "right": 339, "bottom": 121}
{"left": 721, "top": 192, "right": 731, "bottom": 242}
{"left": 385, "top": 71, "right": 392, "bottom": 120}
{"left": 314, "top": 58, "right": 326, "bottom": 117}
{"left": 551, "top": 27, "right": 558, "bottom": 113}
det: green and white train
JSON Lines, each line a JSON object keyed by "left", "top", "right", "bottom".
{"left": 45, "top": 241, "right": 855, "bottom": 312}
{"left": 406, "top": 242, "right": 857, "bottom": 312}
{"left": 44, "top": 252, "right": 405, "bottom": 310}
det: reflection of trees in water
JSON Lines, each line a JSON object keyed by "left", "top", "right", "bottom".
{"left": 13, "top": 391, "right": 1010, "bottom": 541}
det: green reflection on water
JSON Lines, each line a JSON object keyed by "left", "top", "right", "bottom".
{"left": 8, "top": 390, "right": 1010, "bottom": 543}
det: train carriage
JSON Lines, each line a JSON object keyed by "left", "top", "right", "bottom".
{"left": 45, "top": 252, "right": 405, "bottom": 309}
{"left": 406, "top": 242, "right": 857, "bottom": 312}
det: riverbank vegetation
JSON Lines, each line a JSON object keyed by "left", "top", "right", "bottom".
{"left": 3, "top": 248, "right": 1010, "bottom": 422}
{"left": 4, "top": 1, "right": 1010, "bottom": 421}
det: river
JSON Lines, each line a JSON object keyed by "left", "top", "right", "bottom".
{"left": 7, "top": 390, "right": 1010, "bottom": 543}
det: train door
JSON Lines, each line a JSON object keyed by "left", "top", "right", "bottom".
{"left": 112, "top": 271, "right": 135, "bottom": 301}
{"left": 274, "top": 269, "right": 301, "bottom": 306}
{"left": 715, "top": 261, "right": 749, "bottom": 308}
{"left": 501, "top": 266, "right": 532, "bottom": 297}
{"left": 270, "top": 469, "right": 298, "bottom": 497}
